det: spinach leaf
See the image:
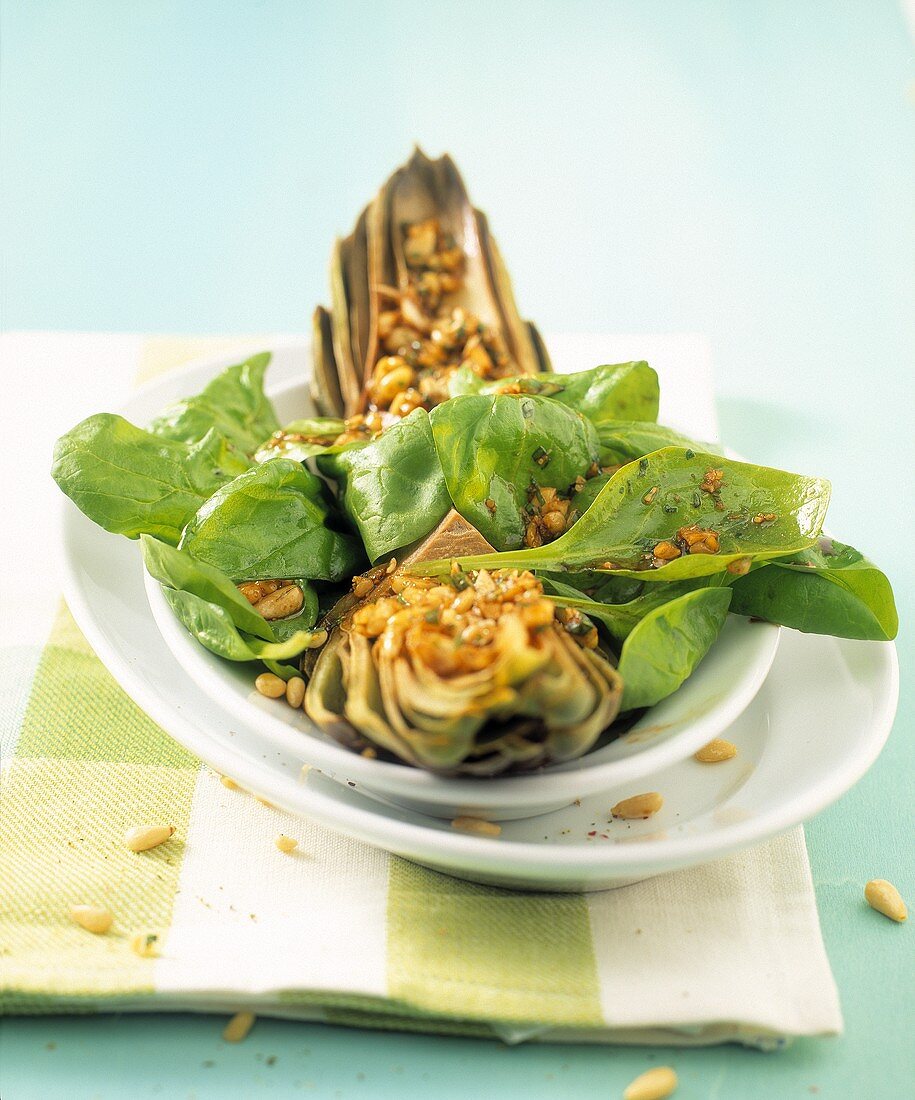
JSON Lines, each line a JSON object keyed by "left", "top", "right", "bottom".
{"left": 597, "top": 420, "right": 719, "bottom": 465}
{"left": 448, "top": 362, "right": 659, "bottom": 424}
{"left": 150, "top": 352, "right": 279, "bottom": 454}
{"left": 543, "top": 574, "right": 726, "bottom": 644}
{"left": 319, "top": 409, "right": 451, "bottom": 561}
{"left": 729, "top": 538, "right": 897, "bottom": 640}
{"left": 415, "top": 448, "right": 831, "bottom": 581}
{"left": 254, "top": 417, "right": 347, "bottom": 463}
{"left": 179, "top": 458, "right": 365, "bottom": 582}
{"left": 52, "top": 414, "right": 251, "bottom": 544}
{"left": 617, "top": 587, "right": 733, "bottom": 710}
{"left": 142, "top": 534, "right": 275, "bottom": 639}
{"left": 570, "top": 472, "right": 613, "bottom": 515}
{"left": 162, "top": 587, "right": 319, "bottom": 663}
{"left": 430, "top": 394, "right": 600, "bottom": 550}
{"left": 141, "top": 535, "right": 319, "bottom": 641}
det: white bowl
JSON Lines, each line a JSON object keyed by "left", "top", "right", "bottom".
{"left": 137, "top": 342, "right": 780, "bottom": 820}
{"left": 145, "top": 570, "right": 778, "bottom": 819}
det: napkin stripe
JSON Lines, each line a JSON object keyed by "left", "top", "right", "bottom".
{"left": 16, "top": 604, "right": 197, "bottom": 768}
{"left": 387, "top": 861, "right": 604, "bottom": 1026}
{"left": 2, "top": 338, "right": 214, "bottom": 1009}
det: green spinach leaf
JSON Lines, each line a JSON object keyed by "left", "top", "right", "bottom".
{"left": 729, "top": 538, "right": 897, "bottom": 640}
{"left": 254, "top": 417, "right": 347, "bottom": 463}
{"left": 569, "top": 472, "right": 613, "bottom": 515}
{"left": 448, "top": 361, "right": 659, "bottom": 424}
{"left": 52, "top": 414, "right": 251, "bottom": 544}
{"left": 617, "top": 587, "right": 733, "bottom": 710}
{"left": 415, "top": 448, "right": 831, "bottom": 581}
{"left": 179, "top": 458, "right": 364, "bottom": 581}
{"left": 597, "top": 420, "right": 719, "bottom": 465}
{"left": 319, "top": 409, "right": 451, "bottom": 561}
{"left": 543, "top": 574, "right": 726, "bottom": 644}
{"left": 150, "top": 352, "right": 279, "bottom": 454}
{"left": 141, "top": 535, "right": 319, "bottom": 641}
{"left": 162, "top": 587, "right": 319, "bottom": 663}
{"left": 429, "top": 394, "right": 600, "bottom": 550}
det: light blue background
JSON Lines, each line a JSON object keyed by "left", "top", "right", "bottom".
{"left": 2, "top": 2, "right": 912, "bottom": 1097}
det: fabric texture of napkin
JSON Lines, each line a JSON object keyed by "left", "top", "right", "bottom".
{"left": 0, "top": 332, "right": 843, "bottom": 1048}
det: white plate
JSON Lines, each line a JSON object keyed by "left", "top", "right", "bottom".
{"left": 134, "top": 340, "right": 779, "bottom": 819}
{"left": 62, "top": 480, "right": 898, "bottom": 891}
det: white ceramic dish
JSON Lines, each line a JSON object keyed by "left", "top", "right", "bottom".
{"left": 133, "top": 341, "right": 779, "bottom": 819}
{"left": 61, "top": 473, "right": 899, "bottom": 891}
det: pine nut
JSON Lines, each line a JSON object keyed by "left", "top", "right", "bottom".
{"left": 352, "top": 575, "right": 375, "bottom": 598}
{"left": 222, "top": 1011, "right": 255, "bottom": 1043}
{"left": 694, "top": 738, "right": 738, "bottom": 763}
{"left": 255, "top": 795, "right": 278, "bottom": 809}
{"left": 255, "top": 672, "right": 286, "bottom": 698}
{"left": 124, "top": 824, "right": 175, "bottom": 853}
{"left": 451, "top": 816, "right": 502, "bottom": 837}
{"left": 275, "top": 834, "right": 298, "bottom": 854}
{"left": 285, "top": 676, "right": 306, "bottom": 708}
{"left": 611, "top": 792, "right": 664, "bottom": 820}
{"left": 220, "top": 775, "right": 241, "bottom": 791}
{"left": 130, "top": 932, "right": 160, "bottom": 957}
{"left": 68, "top": 905, "right": 113, "bottom": 934}
{"left": 623, "top": 1066, "right": 678, "bottom": 1100}
{"left": 256, "top": 584, "right": 304, "bottom": 621}
{"left": 865, "top": 879, "right": 907, "bottom": 922}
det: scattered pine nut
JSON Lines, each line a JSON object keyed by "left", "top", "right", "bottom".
{"left": 623, "top": 1066, "right": 678, "bottom": 1100}
{"left": 124, "top": 824, "right": 175, "bottom": 852}
{"left": 865, "top": 879, "right": 907, "bottom": 922}
{"left": 451, "top": 816, "right": 502, "bottom": 837}
{"left": 611, "top": 792, "right": 664, "bottom": 820}
{"left": 222, "top": 1011, "right": 256, "bottom": 1043}
{"left": 255, "top": 795, "right": 278, "bottom": 809}
{"left": 220, "top": 775, "right": 241, "bottom": 791}
{"left": 254, "top": 672, "right": 286, "bottom": 698}
{"left": 130, "top": 932, "right": 160, "bottom": 957}
{"left": 285, "top": 676, "right": 306, "bottom": 708}
{"left": 275, "top": 834, "right": 298, "bottom": 854}
{"left": 307, "top": 629, "right": 328, "bottom": 649}
{"left": 68, "top": 905, "right": 113, "bottom": 935}
{"left": 694, "top": 738, "right": 738, "bottom": 763}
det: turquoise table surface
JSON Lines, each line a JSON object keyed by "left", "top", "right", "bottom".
{"left": 1, "top": 1, "right": 912, "bottom": 1096}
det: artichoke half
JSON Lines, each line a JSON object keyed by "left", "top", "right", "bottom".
{"left": 304, "top": 511, "right": 622, "bottom": 775}
{"left": 312, "top": 148, "right": 550, "bottom": 424}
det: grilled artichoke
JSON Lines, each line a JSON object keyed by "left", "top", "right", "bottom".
{"left": 304, "top": 511, "right": 622, "bottom": 775}
{"left": 312, "top": 147, "right": 549, "bottom": 425}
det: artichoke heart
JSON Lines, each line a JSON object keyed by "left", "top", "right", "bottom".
{"left": 304, "top": 511, "right": 622, "bottom": 775}
{"left": 312, "top": 148, "right": 550, "bottom": 428}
